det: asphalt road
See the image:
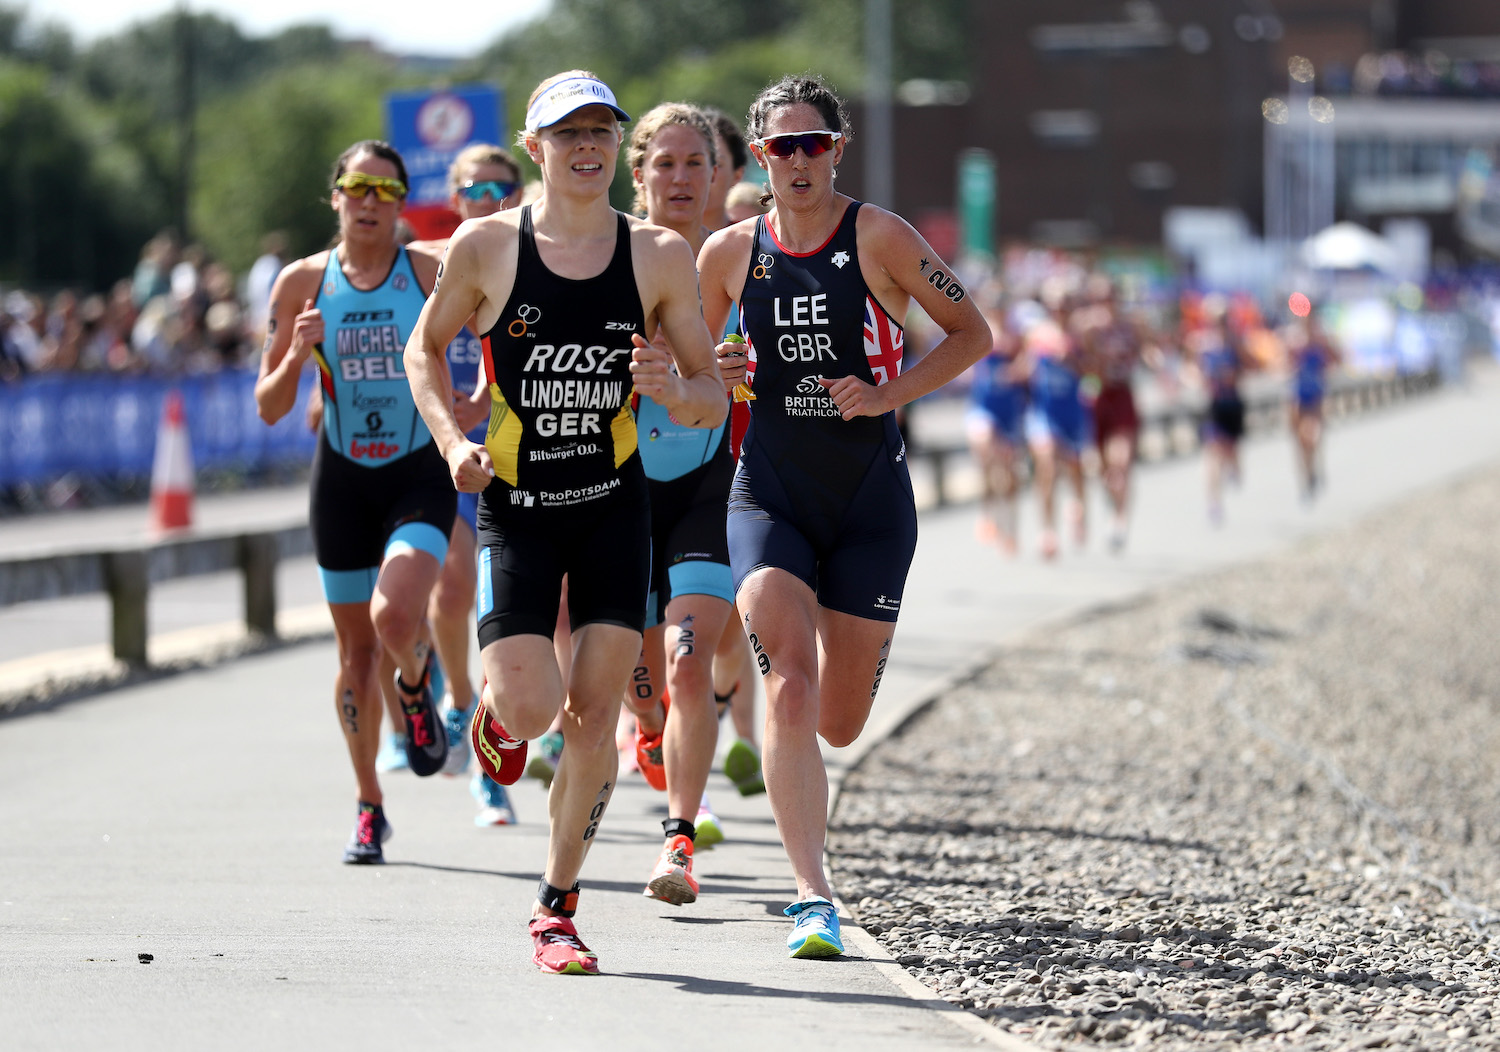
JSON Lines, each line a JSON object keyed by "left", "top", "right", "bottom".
{"left": 3, "top": 362, "right": 1498, "bottom": 1050}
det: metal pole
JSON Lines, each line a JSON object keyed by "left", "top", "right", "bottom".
{"left": 176, "top": 4, "right": 195, "bottom": 241}
{"left": 864, "top": 0, "right": 894, "bottom": 208}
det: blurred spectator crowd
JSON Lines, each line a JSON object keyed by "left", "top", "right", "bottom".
{"left": 1351, "top": 50, "right": 1500, "bottom": 99}
{"left": 0, "top": 230, "right": 283, "bottom": 384}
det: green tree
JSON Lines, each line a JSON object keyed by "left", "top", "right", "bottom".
{"left": 0, "top": 60, "right": 168, "bottom": 288}
{"left": 191, "top": 57, "right": 404, "bottom": 271}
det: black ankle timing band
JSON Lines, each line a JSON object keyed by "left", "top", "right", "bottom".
{"left": 663, "top": 818, "right": 696, "bottom": 841}
{"left": 537, "top": 879, "right": 581, "bottom": 917}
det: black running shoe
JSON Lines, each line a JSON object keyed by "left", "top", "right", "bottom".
{"left": 397, "top": 649, "right": 448, "bottom": 777}
{"left": 342, "top": 802, "right": 391, "bottom": 864}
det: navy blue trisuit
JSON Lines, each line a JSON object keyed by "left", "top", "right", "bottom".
{"left": 727, "top": 201, "right": 916, "bottom": 623}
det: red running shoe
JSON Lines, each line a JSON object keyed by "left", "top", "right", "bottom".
{"left": 529, "top": 915, "right": 599, "bottom": 975}
{"left": 644, "top": 834, "right": 699, "bottom": 905}
{"left": 634, "top": 693, "right": 669, "bottom": 791}
{"left": 470, "top": 705, "right": 528, "bottom": 786}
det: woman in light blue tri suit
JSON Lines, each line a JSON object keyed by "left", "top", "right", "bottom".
{"left": 255, "top": 140, "right": 450, "bottom": 865}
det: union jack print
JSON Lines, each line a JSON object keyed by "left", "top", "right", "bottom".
{"left": 863, "top": 296, "right": 904, "bottom": 387}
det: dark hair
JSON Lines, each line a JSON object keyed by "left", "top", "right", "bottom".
{"left": 703, "top": 108, "right": 748, "bottom": 172}
{"left": 330, "top": 140, "right": 409, "bottom": 191}
{"left": 745, "top": 76, "right": 851, "bottom": 144}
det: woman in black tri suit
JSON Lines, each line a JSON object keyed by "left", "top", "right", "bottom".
{"left": 698, "top": 76, "right": 989, "bottom": 959}
{"left": 404, "top": 70, "right": 725, "bottom": 976}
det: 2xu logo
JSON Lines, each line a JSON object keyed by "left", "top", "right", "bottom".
{"left": 926, "top": 268, "right": 967, "bottom": 303}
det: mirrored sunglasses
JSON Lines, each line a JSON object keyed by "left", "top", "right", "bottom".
{"left": 335, "top": 173, "right": 407, "bottom": 202}
{"left": 754, "top": 131, "right": 843, "bottom": 159}
{"left": 461, "top": 180, "right": 520, "bottom": 202}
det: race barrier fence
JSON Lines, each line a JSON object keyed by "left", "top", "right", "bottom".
{"left": 0, "top": 363, "right": 1443, "bottom": 669}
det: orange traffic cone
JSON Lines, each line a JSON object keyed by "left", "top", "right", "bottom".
{"left": 150, "top": 389, "right": 194, "bottom": 532}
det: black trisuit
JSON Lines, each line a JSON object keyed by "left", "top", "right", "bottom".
{"left": 475, "top": 205, "right": 651, "bottom": 645}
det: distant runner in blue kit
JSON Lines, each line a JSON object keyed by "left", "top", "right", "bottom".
{"left": 698, "top": 76, "right": 989, "bottom": 960}
{"left": 404, "top": 71, "right": 726, "bottom": 976}
{"left": 254, "top": 139, "right": 451, "bottom": 865}
{"left": 1285, "top": 310, "right": 1341, "bottom": 503}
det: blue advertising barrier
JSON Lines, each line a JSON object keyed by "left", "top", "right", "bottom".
{"left": 0, "top": 369, "right": 319, "bottom": 490}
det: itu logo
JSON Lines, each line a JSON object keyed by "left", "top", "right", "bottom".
{"left": 508, "top": 304, "right": 542, "bottom": 338}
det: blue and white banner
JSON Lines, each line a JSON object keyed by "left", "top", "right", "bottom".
{"left": 0, "top": 369, "right": 319, "bottom": 489}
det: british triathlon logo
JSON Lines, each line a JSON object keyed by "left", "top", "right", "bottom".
{"left": 796, "top": 375, "right": 824, "bottom": 395}
{"left": 753, "top": 253, "right": 775, "bottom": 280}
{"left": 831, "top": 251, "right": 851, "bottom": 269}
{"left": 509, "top": 304, "right": 542, "bottom": 338}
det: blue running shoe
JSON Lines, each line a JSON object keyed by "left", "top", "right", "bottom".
{"left": 785, "top": 897, "right": 844, "bottom": 958}
{"left": 441, "top": 697, "right": 474, "bottom": 776}
{"left": 376, "top": 730, "right": 409, "bottom": 773}
{"left": 470, "top": 771, "right": 517, "bottom": 826}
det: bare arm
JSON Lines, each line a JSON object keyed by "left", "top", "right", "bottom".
{"left": 821, "top": 207, "right": 989, "bottom": 420}
{"left": 630, "top": 233, "right": 727, "bottom": 428}
{"left": 405, "top": 231, "right": 494, "bottom": 492}
{"left": 698, "top": 223, "right": 753, "bottom": 391}
{"left": 254, "top": 259, "right": 324, "bottom": 425}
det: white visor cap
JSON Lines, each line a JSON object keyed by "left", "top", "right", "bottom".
{"left": 525, "top": 77, "right": 631, "bottom": 133}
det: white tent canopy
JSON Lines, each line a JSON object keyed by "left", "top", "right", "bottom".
{"left": 1301, "top": 222, "right": 1400, "bottom": 273}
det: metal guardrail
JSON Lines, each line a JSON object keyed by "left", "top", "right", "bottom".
{"left": 0, "top": 368, "right": 1441, "bottom": 669}
{"left": 0, "top": 522, "right": 312, "bottom": 667}
{"left": 910, "top": 368, "right": 1442, "bottom": 508}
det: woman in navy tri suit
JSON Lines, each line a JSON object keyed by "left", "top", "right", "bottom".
{"left": 254, "top": 140, "right": 450, "bottom": 865}
{"left": 698, "top": 76, "right": 989, "bottom": 959}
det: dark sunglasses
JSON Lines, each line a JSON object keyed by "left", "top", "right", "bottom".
{"left": 461, "top": 180, "right": 520, "bottom": 202}
{"left": 754, "top": 131, "right": 843, "bottom": 159}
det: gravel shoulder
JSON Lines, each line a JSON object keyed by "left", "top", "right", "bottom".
{"left": 830, "top": 461, "right": 1500, "bottom": 1049}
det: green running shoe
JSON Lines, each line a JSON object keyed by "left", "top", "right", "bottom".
{"left": 723, "top": 738, "right": 764, "bottom": 796}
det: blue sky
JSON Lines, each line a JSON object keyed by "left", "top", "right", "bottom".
{"left": 44, "top": 0, "right": 551, "bottom": 58}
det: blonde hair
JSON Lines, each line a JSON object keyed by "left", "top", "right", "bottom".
{"left": 626, "top": 103, "right": 717, "bottom": 217}
{"left": 446, "top": 144, "right": 521, "bottom": 195}
{"left": 725, "top": 180, "right": 768, "bottom": 214}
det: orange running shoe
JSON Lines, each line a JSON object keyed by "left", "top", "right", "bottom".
{"left": 470, "top": 705, "right": 528, "bottom": 786}
{"left": 634, "top": 693, "right": 669, "bottom": 792}
{"left": 529, "top": 915, "right": 600, "bottom": 975}
{"left": 644, "top": 833, "right": 699, "bottom": 905}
